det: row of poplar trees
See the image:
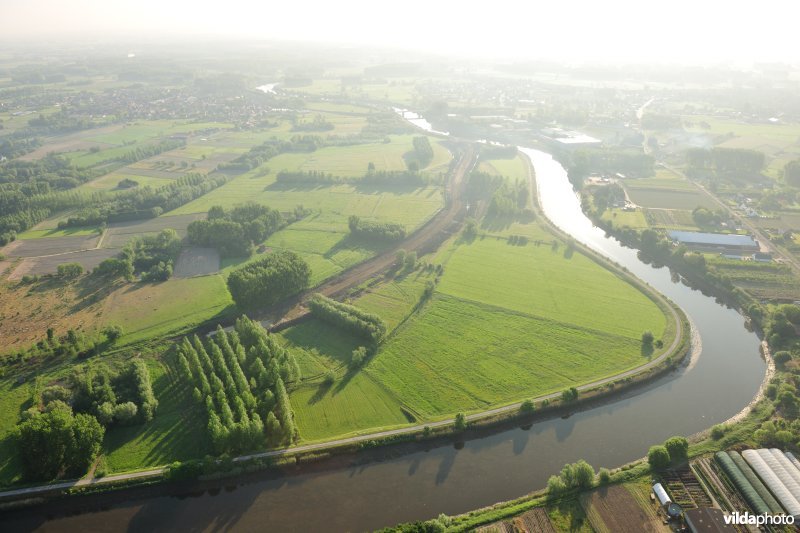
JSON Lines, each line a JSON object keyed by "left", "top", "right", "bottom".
{"left": 175, "top": 316, "right": 300, "bottom": 454}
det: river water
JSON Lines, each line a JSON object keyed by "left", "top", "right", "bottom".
{"left": 2, "top": 136, "right": 765, "bottom": 533}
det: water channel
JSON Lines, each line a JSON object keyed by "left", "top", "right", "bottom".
{"left": 2, "top": 131, "right": 765, "bottom": 533}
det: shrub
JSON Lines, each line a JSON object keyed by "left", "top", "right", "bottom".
{"left": 454, "top": 412, "right": 467, "bottom": 431}
{"left": 710, "top": 424, "right": 726, "bottom": 440}
{"left": 664, "top": 436, "right": 689, "bottom": 463}
{"left": 648, "top": 445, "right": 670, "bottom": 470}
{"left": 350, "top": 346, "right": 367, "bottom": 368}
{"left": 597, "top": 467, "right": 611, "bottom": 485}
{"left": 308, "top": 294, "right": 386, "bottom": 343}
{"left": 520, "top": 399, "right": 535, "bottom": 413}
{"left": 774, "top": 351, "right": 792, "bottom": 365}
{"left": 103, "top": 325, "right": 124, "bottom": 343}
{"left": 57, "top": 262, "right": 84, "bottom": 279}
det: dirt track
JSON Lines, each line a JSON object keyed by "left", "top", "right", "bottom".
{"left": 266, "top": 143, "right": 476, "bottom": 326}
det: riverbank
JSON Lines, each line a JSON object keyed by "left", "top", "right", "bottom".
{"left": 0, "top": 146, "right": 691, "bottom": 510}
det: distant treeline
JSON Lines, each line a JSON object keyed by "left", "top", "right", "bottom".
{"left": 275, "top": 169, "right": 434, "bottom": 187}
{"left": 117, "top": 138, "right": 186, "bottom": 164}
{"left": 686, "top": 147, "right": 764, "bottom": 175}
{"left": 187, "top": 203, "right": 288, "bottom": 257}
{"left": 560, "top": 147, "right": 654, "bottom": 186}
{"left": 348, "top": 215, "right": 406, "bottom": 242}
{"left": 308, "top": 294, "right": 386, "bottom": 343}
{"left": 218, "top": 135, "right": 325, "bottom": 173}
{"left": 58, "top": 173, "right": 229, "bottom": 229}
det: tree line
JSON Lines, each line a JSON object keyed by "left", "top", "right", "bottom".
{"left": 218, "top": 135, "right": 325, "bottom": 173}
{"left": 307, "top": 293, "right": 387, "bottom": 343}
{"left": 187, "top": 202, "right": 288, "bottom": 257}
{"left": 686, "top": 147, "right": 764, "bottom": 176}
{"left": 57, "top": 172, "right": 230, "bottom": 229}
{"left": 348, "top": 215, "right": 406, "bottom": 242}
{"left": 174, "top": 317, "right": 301, "bottom": 453}
{"left": 275, "top": 168, "right": 434, "bottom": 187}
{"left": 116, "top": 138, "right": 186, "bottom": 164}
{"left": 227, "top": 250, "right": 311, "bottom": 310}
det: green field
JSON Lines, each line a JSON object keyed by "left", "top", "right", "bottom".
{"left": 478, "top": 155, "right": 528, "bottom": 181}
{"left": 436, "top": 237, "right": 665, "bottom": 340}
{"left": 103, "top": 357, "right": 210, "bottom": 472}
{"left": 286, "top": 229, "right": 670, "bottom": 438}
{"left": 602, "top": 208, "right": 649, "bottom": 230}
{"left": 626, "top": 188, "right": 717, "bottom": 210}
{"left": 103, "top": 275, "right": 233, "bottom": 346}
{"left": 81, "top": 172, "right": 175, "bottom": 191}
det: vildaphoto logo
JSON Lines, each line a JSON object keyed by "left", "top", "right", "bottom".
{"left": 723, "top": 511, "right": 795, "bottom": 526}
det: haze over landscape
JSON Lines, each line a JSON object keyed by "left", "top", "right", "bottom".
{"left": 2, "top": 2, "right": 800, "bottom": 532}
{"left": 2, "top": 0, "right": 798, "bottom": 64}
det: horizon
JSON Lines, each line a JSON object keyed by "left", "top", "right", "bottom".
{"left": 1, "top": 0, "right": 798, "bottom": 66}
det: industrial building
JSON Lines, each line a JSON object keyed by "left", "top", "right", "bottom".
{"left": 667, "top": 231, "right": 759, "bottom": 254}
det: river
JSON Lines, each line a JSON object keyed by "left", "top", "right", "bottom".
{"left": 1, "top": 125, "right": 765, "bottom": 533}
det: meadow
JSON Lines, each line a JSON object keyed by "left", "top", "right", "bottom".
{"left": 284, "top": 228, "right": 671, "bottom": 438}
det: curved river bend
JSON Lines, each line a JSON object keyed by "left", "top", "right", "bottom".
{"left": 3, "top": 149, "right": 764, "bottom": 532}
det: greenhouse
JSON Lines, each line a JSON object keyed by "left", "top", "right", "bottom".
{"left": 742, "top": 449, "right": 800, "bottom": 518}
{"left": 715, "top": 451, "right": 771, "bottom": 516}
{"left": 727, "top": 451, "right": 785, "bottom": 515}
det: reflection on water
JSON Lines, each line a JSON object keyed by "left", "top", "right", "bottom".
{"left": 5, "top": 126, "right": 766, "bottom": 533}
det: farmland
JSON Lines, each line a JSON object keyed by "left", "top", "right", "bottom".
{"left": 284, "top": 230, "right": 672, "bottom": 436}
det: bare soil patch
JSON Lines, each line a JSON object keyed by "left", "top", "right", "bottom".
{"left": 3, "top": 235, "right": 99, "bottom": 258}
{"left": 17, "top": 125, "right": 123, "bottom": 161}
{"left": 8, "top": 249, "right": 118, "bottom": 279}
{"left": 580, "top": 485, "right": 667, "bottom": 533}
{"left": 173, "top": 247, "right": 220, "bottom": 278}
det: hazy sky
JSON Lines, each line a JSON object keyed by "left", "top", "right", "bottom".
{"left": 1, "top": 0, "right": 797, "bottom": 64}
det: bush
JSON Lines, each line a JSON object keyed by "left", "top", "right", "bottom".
{"left": 774, "top": 351, "right": 792, "bottom": 365}
{"left": 520, "top": 399, "right": 535, "bottom": 413}
{"left": 664, "top": 436, "right": 689, "bottom": 463}
{"left": 350, "top": 346, "right": 367, "bottom": 368}
{"left": 710, "top": 424, "right": 726, "bottom": 440}
{"left": 113, "top": 401, "right": 139, "bottom": 425}
{"left": 57, "top": 262, "right": 84, "bottom": 279}
{"left": 454, "top": 412, "right": 467, "bottom": 431}
{"left": 597, "top": 467, "right": 611, "bottom": 485}
{"left": 561, "top": 387, "right": 579, "bottom": 402}
{"left": 103, "top": 325, "right": 124, "bottom": 343}
{"left": 647, "top": 445, "right": 670, "bottom": 470}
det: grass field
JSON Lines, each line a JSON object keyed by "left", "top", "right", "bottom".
{"left": 103, "top": 276, "right": 233, "bottom": 346}
{"left": 626, "top": 188, "right": 717, "bottom": 210}
{"left": 436, "top": 237, "right": 665, "bottom": 340}
{"left": 81, "top": 172, "right": 175, "bottom": 191}
{"left": 286, "top": 228, "right": 671, "bottom": 436}
{"left": 103, "top": 356, "right": 210, "bottom": 473}
{"left": 602, "top": 208, "right": 649, "bottom": 230}
{"left": 169, "top": 155, "right": 444, "bottom": 233}
{"left": 478, "top": 155, "right": 528, "bottom": 181}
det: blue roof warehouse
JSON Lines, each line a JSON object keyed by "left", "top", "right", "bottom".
{"left": 667, "top": 231, "right": 760, "bottom": 253}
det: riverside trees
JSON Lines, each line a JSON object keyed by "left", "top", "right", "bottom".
{"left": 175, "top": 316, "right": 301, "bottom": 453}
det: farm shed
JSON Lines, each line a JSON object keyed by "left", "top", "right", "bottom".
{"left": 667, "top": 231, "right": 759, "bottom": 253}
{"left": 683, "top": 507, "right": 735, "bottom": 532}
{"left": 742, "top": 449, "right": 800, "bottom": 518}
{"left": 727, "top": 451, "right": 785, "bottom": 515}
{"left": 715, "top": 452, "right": 771, "bottom": 515}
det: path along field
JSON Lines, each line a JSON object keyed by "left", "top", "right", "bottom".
{"left": 285, "top": 227, "right": 671, "bottom": 440}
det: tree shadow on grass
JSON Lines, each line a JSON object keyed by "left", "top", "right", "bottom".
{"left": 308, "top": 380, "right": 334, "bottom": 405}
{"left": 640, "top": 343, "right": 654, "bottom": 357}
{"left": 323, "top": 234, "right": 387, "bottom": 261}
